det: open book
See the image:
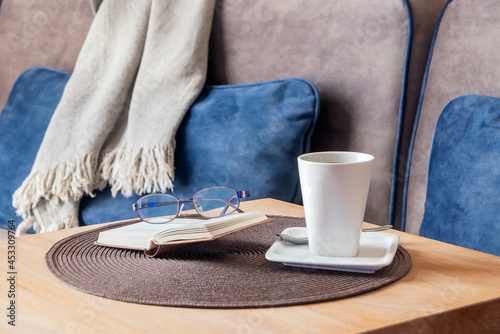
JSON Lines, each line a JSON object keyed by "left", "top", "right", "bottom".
{"left": 95, "top": 211, "right": 271, "bottom": 257}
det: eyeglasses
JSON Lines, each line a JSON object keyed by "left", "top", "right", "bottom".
{"left": 132, "top": 186, "right": 250, "bottom": 224}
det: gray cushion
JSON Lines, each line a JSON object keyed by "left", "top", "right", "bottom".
{"left": 404, "top": 1, "right": 500, "bottom": 233}
{"left": 207, "top": 0, "right": 411, "bottom": 226}
{"left": 0, "top": 0, "right": 94, "bottom": 110}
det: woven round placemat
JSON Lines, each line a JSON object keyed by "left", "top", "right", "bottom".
{"left": 46, "top": 215, "right": 411, "bottom": 308}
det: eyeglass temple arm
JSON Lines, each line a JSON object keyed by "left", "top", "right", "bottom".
{"left": 219, "top": 190, "right": 250, "bottom": 215}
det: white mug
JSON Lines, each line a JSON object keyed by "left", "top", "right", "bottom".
{"left": 298, "top": 151, "right": 374, "bottom": 257}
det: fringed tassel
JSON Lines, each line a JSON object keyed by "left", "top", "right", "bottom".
{"left": 101, "top": 141, "right": 175, "bottom": 197}
{"left": 36, "top": 213, "right": 79, "bottom": 233}
{"left": 12, "top": 153, "right": 103, "bottom": 220}
{"left": 14, "top": 211, "right": 79, "bottom": 236}
{"left": 12, "top": 143, "right": 175, "bottom": 235}
{"left": 14, "top": 215, "right": 36, "bottom": 237}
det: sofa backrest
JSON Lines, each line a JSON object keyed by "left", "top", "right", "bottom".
{"left": 403, "top": 0, "right": 500, "bottom": 233}
{"left": 207, "top": 0, "right": 411, "bottom": 226}
{"left": 0, "top": 0, "right": 94, "bottom": 109}
{"left": 392, "top": 0, "right": 449, "bottom": 227}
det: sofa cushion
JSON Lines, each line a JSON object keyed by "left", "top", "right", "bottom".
{"left": 207, "top": 0, "right": 412, "bottom": 227}
{"left": 0, "top": 67, "right": 319, "bottom": 229}
{"left": 0, "top": 67, "right": 68, "bottom": 232}
{"left": 420, "top": 95, "right": 500, "bottom": 256}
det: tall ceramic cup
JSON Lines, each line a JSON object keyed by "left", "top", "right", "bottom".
{"left": 298, "top": 152, "right": 374, "bottom": 257}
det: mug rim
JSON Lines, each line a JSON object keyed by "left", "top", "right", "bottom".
{"left": 298, "top": 151, "right": 374, "bottom": 165}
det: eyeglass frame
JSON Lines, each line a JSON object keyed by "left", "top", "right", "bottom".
{"left": 132, "top": 186, "right": 250, "bottom": 223}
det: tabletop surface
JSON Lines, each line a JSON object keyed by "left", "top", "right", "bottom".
{"left": 1, "top": 198, "right": 499, "bottom": 333}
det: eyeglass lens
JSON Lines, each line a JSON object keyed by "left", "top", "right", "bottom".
{"left": 193, "top": 187, "right": 240, "bottom": 217}
{"left": 137, "top": 194, "right": 179, "bottom": 224}
{"left": 137, "top": 187, "right": 240, "bottom": 224}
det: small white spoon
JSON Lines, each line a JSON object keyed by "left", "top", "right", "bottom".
{"left": 275, "top": 225, "right": 393, "bottom": 245}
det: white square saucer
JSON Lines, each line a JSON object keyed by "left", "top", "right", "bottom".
{"left": 265, "top": 227, "right": 400, "bottom": 274}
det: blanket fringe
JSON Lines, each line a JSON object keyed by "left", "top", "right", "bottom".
{"left": 12, "top": 143, "right": 175, "bottom": 234}
{"left": 12, "top": 153, "right": 103, "bottom": 219}
{"left": 37, "top": 213, "right": 79, "bottom": 233}
{"left": 14, "top": 216, "right": 36, "bottom": 236}
{"left": 101, "top": 142, "right": 175, "bottom": 197}
{"left": 15, "top": 213, "right": 78, "bottom": 236}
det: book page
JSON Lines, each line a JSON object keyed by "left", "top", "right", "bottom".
{"left": 153, "top": 212, "right": 268, "bottom": 243}
{"left": 205, "top": 212, "right": 268, "bottom": 237}
{"left": 96, "top": 218, "right": 207, "bottom": 250}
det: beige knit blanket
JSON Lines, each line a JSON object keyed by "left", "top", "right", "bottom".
{"left": 13, "top": 0, "right": 216, "bottom": 235}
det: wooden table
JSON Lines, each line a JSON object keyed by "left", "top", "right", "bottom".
{"left": 1, "top": 198, "right": 499, "bottom": 333}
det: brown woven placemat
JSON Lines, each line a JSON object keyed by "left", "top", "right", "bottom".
{"left": 45, "top": 215, "right": 411, "bottom": 308}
